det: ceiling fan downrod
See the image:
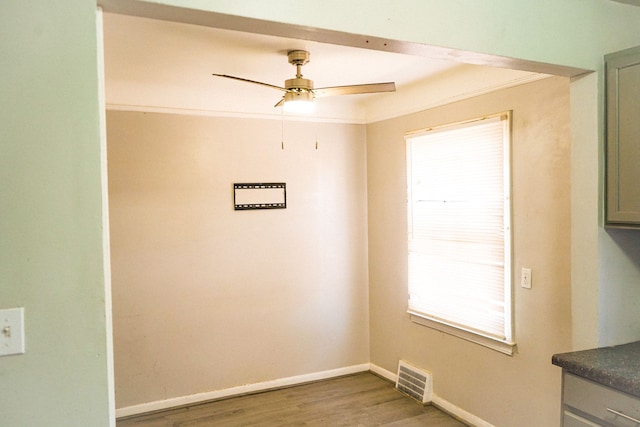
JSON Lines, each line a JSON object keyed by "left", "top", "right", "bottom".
{"left": 285, "top": 50, "right": 313, "bottom": 92}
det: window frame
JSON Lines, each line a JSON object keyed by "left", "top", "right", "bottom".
{"left": 405, "top": 112, "right": 515, "bottom": 355}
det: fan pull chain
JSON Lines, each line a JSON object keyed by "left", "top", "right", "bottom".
{"left": 281, "top": 109, "right": 285, "bottom": 150}
{"left": 315, "top": 115, "right": 319, "bottom": 150}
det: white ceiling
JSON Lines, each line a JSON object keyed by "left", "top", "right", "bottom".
{"left": 103, "top": 12, "right": 549, "bottom": 123}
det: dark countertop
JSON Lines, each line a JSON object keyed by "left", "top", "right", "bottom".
{"left": 552, "top": 341, "right": 640, "bottom": 398}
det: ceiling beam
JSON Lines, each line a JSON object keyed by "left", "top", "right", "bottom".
{"left": 609, "top": 0, "right": 640, "bottom": 6}
{"left": 98, "top": 0, "right": 590, "bottom": 78}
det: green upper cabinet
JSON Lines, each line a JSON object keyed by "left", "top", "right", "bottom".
{"left": 605, "top": 46, "right": 640, "bottom": 228}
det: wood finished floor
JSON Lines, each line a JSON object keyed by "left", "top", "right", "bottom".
{"left": 116, "top": 372, "right": 467, "bottom": 426}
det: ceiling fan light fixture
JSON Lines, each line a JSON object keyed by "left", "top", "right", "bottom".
{"left": 283, "top": 91, "right": 315, "bottom": 114}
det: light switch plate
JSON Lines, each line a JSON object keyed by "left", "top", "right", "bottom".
{"left": 521, "top": 268, "right": 532, "bottom": 289}
{"left": 0, "top": 307, "right": 25, "bottom": 356}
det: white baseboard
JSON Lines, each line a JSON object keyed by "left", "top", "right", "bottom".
{"left": 369, "top": 362, "right": 398, "bottom": 382}
{"left": 431, "top": 395, "right": 496, "bottom": 427}
{"left": 368, "top": 363, "right": 495, "bottom": 427}
{"left": 116, "top": 363, "right": 370, "bottom": 419}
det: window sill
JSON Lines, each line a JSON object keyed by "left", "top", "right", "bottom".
{"left": 409, "top": 312, "right": 516, "bottom": 356}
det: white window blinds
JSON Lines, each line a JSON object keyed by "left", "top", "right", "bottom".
{"left": 406, "top": 113, "right": 512, "bottom": 343}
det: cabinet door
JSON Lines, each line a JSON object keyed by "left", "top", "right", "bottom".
{"left": 564, "top": 373, "right": 640, "bottom": 427}
{"left": 606, "top": 46, "right": 640, "bottom": 227}
{"left": 564, "top": 411, "right": 603, "bottom": 427}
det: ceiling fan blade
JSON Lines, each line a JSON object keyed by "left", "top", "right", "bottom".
{"left": 274, "top": 98, "right": 284, "bottom": 108}
{"left": 212, "top": 73, "right": 286, "bottom": 92}
{"left": 314, "top": 82, "right": 396, "bottom": 97}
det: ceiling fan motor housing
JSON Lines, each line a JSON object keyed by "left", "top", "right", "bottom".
{"left": 285, "top": 77, "right": 314, "bottom": 91}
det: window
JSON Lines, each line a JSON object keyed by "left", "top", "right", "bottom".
{"left": 406, "top": 112, "right": 514, "bottom": 354}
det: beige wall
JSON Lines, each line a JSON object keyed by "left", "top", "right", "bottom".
{"left": 109, "top": 77, "right": 573, "bottom": 425}
{"left": 367, "top": 76, "right": 572, "bottom": 427}
{"left": 107, "top": 111, "right": 369, "bottom": 408}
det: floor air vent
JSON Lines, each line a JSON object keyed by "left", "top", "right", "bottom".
{"left": 395, "top": 360, "right": 432, "bottom": 404}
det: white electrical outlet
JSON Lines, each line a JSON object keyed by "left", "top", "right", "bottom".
{"left": 0, "top": 307, "right": 25, "bottom": 356}
{"left": 521, "top": 268, "right": 532, "bottom": 289}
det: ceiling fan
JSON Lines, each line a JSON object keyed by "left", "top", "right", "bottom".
{"left": 212, "top": 50, "right": 396, "bottom": 113}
